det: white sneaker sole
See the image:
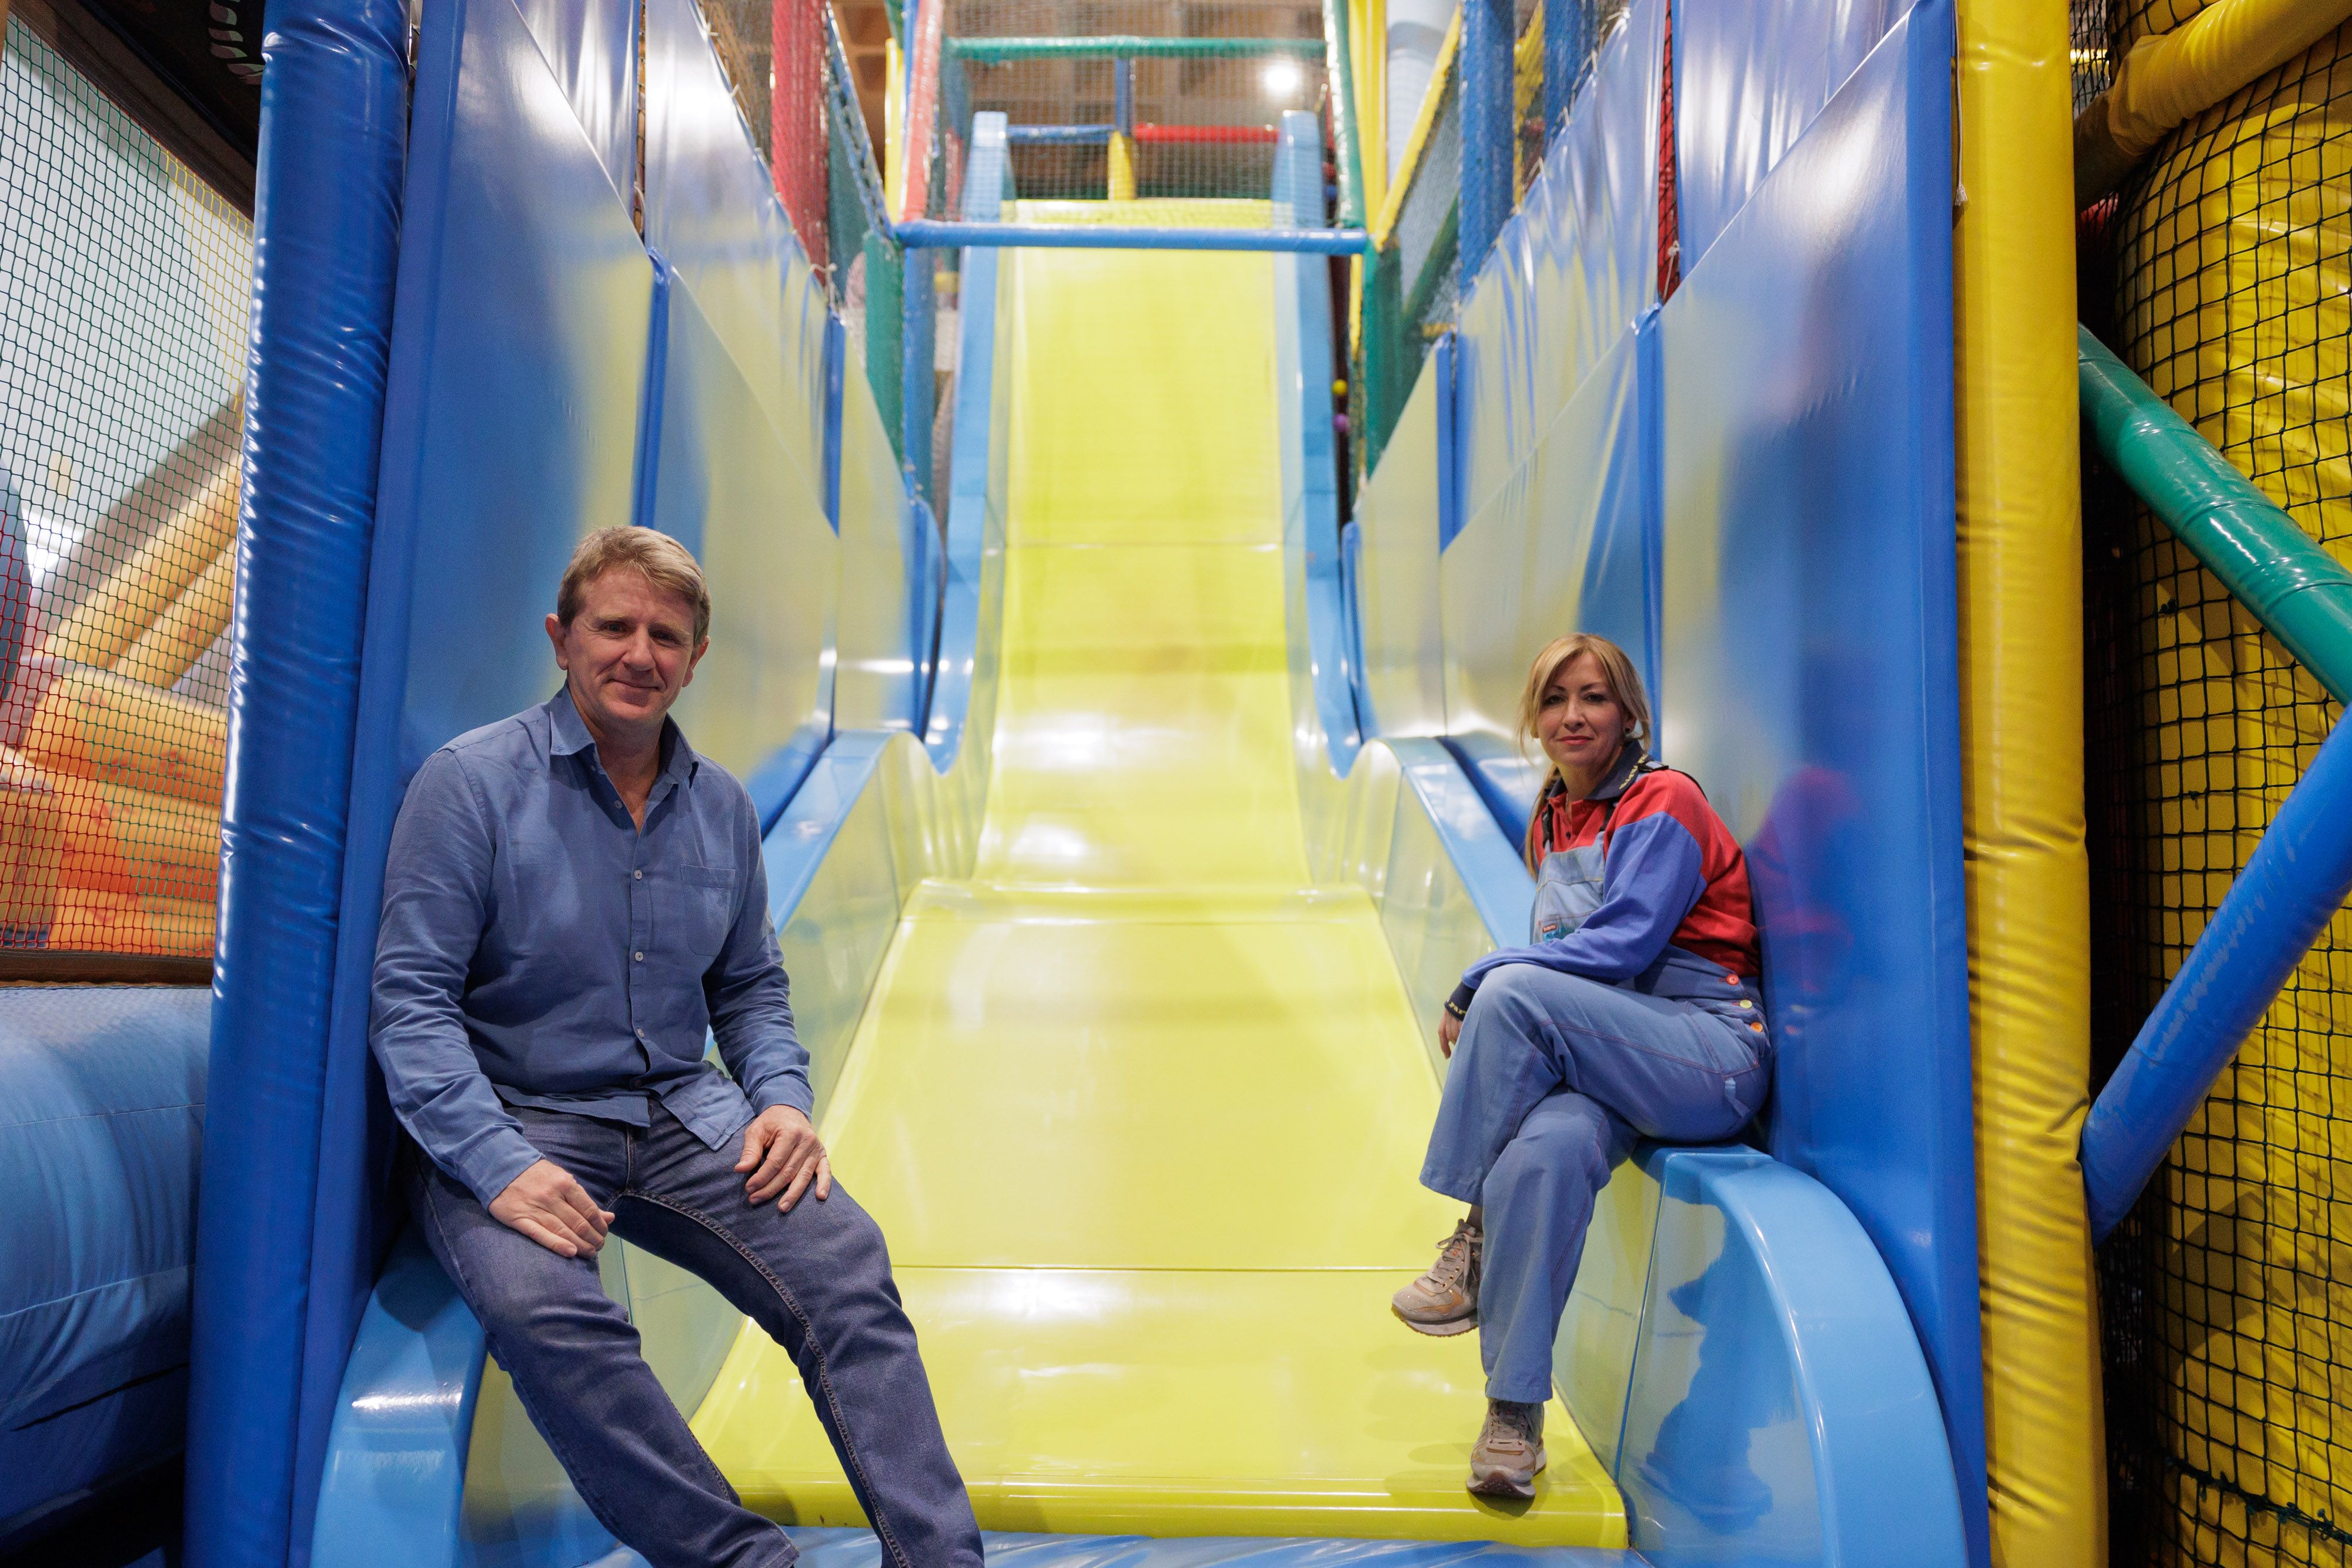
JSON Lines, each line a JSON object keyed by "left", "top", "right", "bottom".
{"left": 1392, "top": 1303, "right": 1478, "bottom": 1336}
{"left": 1466, "top": 1450, "right": 1546, "bottom": 1500}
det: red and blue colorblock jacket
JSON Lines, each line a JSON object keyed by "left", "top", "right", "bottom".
{"left": 1448, "top": 743, "right": 1763, "bottom": 1020}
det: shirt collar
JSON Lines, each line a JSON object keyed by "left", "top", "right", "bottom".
{"left": 1540, "top": 740, "right": 1651, "bottom": 817}
{"left": 543, "top": 686, "right": 700, "bottom": 784}
{"left": 1585, "top": 740, "right": 1650, "bottom": 803}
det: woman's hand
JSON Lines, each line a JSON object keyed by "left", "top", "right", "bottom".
{"left": 1438, "top": 1011, "right": 1462, "bottom": 1057}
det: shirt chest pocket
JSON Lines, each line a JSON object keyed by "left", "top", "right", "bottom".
{"left": 657, "top": 863, "right": 738, "bottom": 962}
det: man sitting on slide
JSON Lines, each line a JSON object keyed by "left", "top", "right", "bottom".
{"left": 370, "top": 526, "right": 980, "bottom": 1568}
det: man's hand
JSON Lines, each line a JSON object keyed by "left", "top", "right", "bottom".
{"left": 736, "top": 1105, "right": 832, "bottom": 1212}
{"left": 1439, "top": 1011, "right": 1462, "bottom": 1057}
{"left": 489, "top": 1159, "right": 615, "bottom": 1258}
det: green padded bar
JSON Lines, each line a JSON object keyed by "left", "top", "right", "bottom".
{"left": 2079, "top": 323, "right": 2352, "bottom": 706}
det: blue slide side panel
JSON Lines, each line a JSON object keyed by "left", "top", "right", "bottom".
{"left": 824, "top": 310, "right": 846, "bottom": 532}
{"left": 836, "top": 329, "right": 928, "bottom": 733}
{"left": 1668, "top": 0, "right": 1912, "bottom": 276}
{"left": 1430, "top": 0, "right": 1666, "bottom": 850}
{"left": 305, "top": 1232, "right": 486, "bottom": 1568}
{"left": 301, "top": 0, "right": 652, "bottom": 1556}
{"left": 511, "top": 0, "right": 639, "bottom": 203}
{"left": 1432, "top": 333, "right": 1460, "bottom": 554}
{"left": 1559, "top": 337, "right": 1654, "bottom": 707}
{"left": 0, "top": 989, "right": 208, "bottom": 1530}
{"left": 376, "top": 0, "right": 652, "bottom": 780}
{"left": 1387, "top": 737, "right": 1535, "bottom": 949}
{"left": 1442, "top": 329, "right": 1649, "bottom": 847}
{"left": 1616, "top": 1148, "right": 1965, "bottom": 1566}
{"left": 185, "top": 1, "right": 410, "bottom": 1564}
{"left": 763, "top": 732, "right": 904, "bottom": 1110}
{"left": 926, "top": 113, "right": 1013, "bottom": 772}
{"left": 1273, "top": 111, "right": 1361, "bottom": 774}
{"left": 643, "top": 0, "right": 822, "bottom": 457}
{"left": 1596, "top": 0, "right": 1664, "bottom": 324}
{"left": 1458, "top": 0, "right": 1656, "bottom": 459}
{"left": 652, "top": 273, "right": 835, "bottom": 821}
{"left": 1655, "top": 5, "right": 1986, "bottom": 1557}
{"left": 1352, "top": 347, "right": 1446, "bottom": 738}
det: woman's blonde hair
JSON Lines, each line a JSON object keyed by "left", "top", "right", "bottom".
{"left": 1517, "top": 633, "right": 1653, "bottom": 864}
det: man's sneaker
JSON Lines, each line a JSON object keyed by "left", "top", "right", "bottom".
{"left": 1391, "top": 1216, "right": 1481, "bottom": 1336}
{"left": 1467, "top": 1399, "right": 1547, "bottom": 1499}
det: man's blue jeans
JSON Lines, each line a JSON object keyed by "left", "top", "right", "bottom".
{"left": 1420, "top": 962, "right": 1769, "bottom": 1403}
{"left": 407, "top": 1102, "right": 982, "bottom": 1568}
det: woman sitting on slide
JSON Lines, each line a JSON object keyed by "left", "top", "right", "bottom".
{"left": 1391, "top": 633, "right": 1769, "bottom": 1500}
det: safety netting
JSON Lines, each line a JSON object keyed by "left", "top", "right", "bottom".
{"left": 0, "top": 18, "right": 249, "bottom": 969}
{"left": 2080, "top": 4, "right": 2352, "bottom": 1563}
{"left": 702, "top": 0, "right": 921, "bottom": 492}
{"left": 1353, "top": 0, "right": 1614, "bottom": 480}
{"left": 937, "top": 2, "right": 1328, "bottom": 208}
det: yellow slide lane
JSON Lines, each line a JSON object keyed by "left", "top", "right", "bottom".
{"left": 692, "top": 203, "right": 1624, "bottom": 1546}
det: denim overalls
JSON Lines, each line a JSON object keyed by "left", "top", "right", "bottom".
{"left": 1419, "top": 763, "right": 1771, "bottom": 1403}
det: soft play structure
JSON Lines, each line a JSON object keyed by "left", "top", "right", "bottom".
{"left": 11, "top": 0, "right": 2352, "bottom": 1563}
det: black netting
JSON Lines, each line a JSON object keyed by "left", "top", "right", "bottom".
{"left": 946, "top": 0, "right": 1327, "bottom": 208}
{"left": 0, "top": 19, "right": 252, "bottom": 962}
{"left": 2087, "top": 16, "right": 2352, "bottom": 1565}
{"left": 2072, "top": 0, "right": 2114, "bottom": 116}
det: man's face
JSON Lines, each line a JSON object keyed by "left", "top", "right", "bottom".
{"left": 544, "top": 569, "right": 708, "bottom": 744}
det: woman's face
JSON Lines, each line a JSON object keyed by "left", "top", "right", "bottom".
{"left": 1536, "top": 651, "right": 1628, "bottom": 783}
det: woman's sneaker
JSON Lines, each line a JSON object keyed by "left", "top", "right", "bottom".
{"left": 1391, "top": 1216, "right": 1481, "bottom": 1335}
{"left": 1467, "top": 1399, "right": 1547, "bottom": 1499}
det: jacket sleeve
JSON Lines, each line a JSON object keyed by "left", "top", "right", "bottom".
{"left": 370, "top": 750, "right": 543, "bottom": 1206}
{"left": 704, "top": 795, "right": 814, "bottom": 1120}
{"left": 1451, "top": 812, "right": 1709, "bottom": 1011}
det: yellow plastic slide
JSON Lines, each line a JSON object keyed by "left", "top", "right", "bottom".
{"left": 691, "top": 209, "right": 1624, "bottom": 1547}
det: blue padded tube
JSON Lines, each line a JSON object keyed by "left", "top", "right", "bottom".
{"left": 1456, "top": 0, "right": 1514, "bottom": 280}
{"left": 2083, "top": 717, "right": 2352, "bottom": 1238}
{"left": 184, "top": 3, "right": 411, "bottom": 1567}
{"left": 1432, "top": 333, "right": 1462, "bottom": 553}
{"left": 824, "top": 311, "right": 847, "bottom": 532}
{"left": 633, "top": 253, "right": 675, "bottom": 537}
{"left": 923, "top": 113, "right": 1011, "bottom": 769}
{"left": 1007, "top": 122, "right": 1115, "bottom": 145}
{"left": 903, "top": 248, "right": 937, "bottom": 502}
{"left": 895, "top": 219, "right": 1371, "bottom": 253}
{"left": 1274, "top": 111, "right": 1362, "bottom": 773}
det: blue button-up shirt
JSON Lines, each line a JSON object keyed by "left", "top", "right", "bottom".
{"left": 370, "top": 689, "right": 811, "bottom": 1205}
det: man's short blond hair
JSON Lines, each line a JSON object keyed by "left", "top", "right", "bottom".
{"left": 556, "top": 526, "right": 711, "bottom": 644}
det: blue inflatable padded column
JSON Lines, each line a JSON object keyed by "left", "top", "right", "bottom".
{"left": 184, "top": 4, "right": 411, "bottom": 1567}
